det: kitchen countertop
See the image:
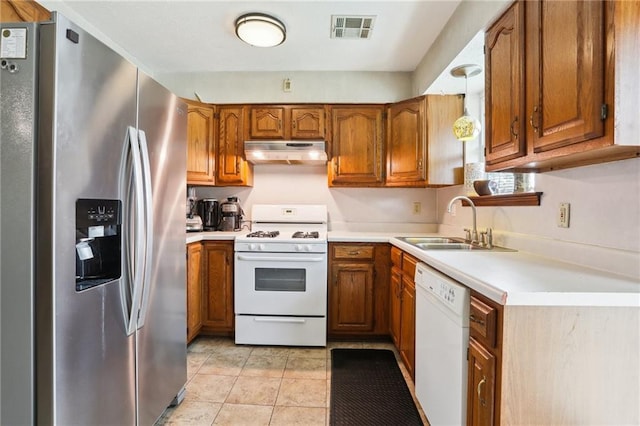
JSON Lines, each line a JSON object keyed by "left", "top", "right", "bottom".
{"left": 186, "top": 231, "right": 640, "bottom": 307}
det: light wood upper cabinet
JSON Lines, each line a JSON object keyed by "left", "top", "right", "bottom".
{"left": 186, "top": 101, "right": 216, "bottom": 185}
{"left": 386, "top": 95, "right": 463, "bottom": 187}
{"left": 249, "top": 107, "right": 285, "bottom": 139}
{"left": 217, "top": 106, "right": 253, "bottom": 186}
{"left": 526, "top": 0, "right": 604, "bottom": 153}
{"left": 248, "top": 105, "right": 325, "bottom": 140}
{"left": 484, "top": 1, "right": 526, "bottom": 166}
{"left": 290, "top": 107, "right": 325, "bottom": 139}
{"left": 486, "top": 0, "right": 639, "bottom": 172}
{"left": 386, "top": 97, "right": 426, "bottom": 186}
{"left": 328, "top": 106, "right": 385, "bottom": 187}
{"left": 1, "top": 0, "right": 49, "bottom": 22}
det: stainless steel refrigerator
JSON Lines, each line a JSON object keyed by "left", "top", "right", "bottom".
{"left": 1, "top": 13, "right": 187, "bottom": 425}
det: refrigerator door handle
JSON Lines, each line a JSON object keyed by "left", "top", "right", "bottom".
{"left": 121, "top": 126, "right": 146, "bottom": 336}
{"left": 136, "top": 129, "right": 154, "bottom": 329}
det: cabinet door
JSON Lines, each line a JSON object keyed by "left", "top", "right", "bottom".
{"left": 467, "top": 338, "right": 496, "bottom": 426}
{"left": 329, "top": 262, "right": 374, "bottom": 333}
{"left": 202, "top": 242, "right": 234, "bottom": 331}
{"left": 217, "top": 106, "right": 252, "bottom": 186}
{"left": 186, "top": 243, "right": 203, "bottom": 343}
{"left": 329, "top": 106, "right": 384, "bottom": 186}
{"left": 186, "top": 103, "right": 215, "bottom": 185}
{"left": 527, "top": 0, "right": 605, "bottom": 152}
{"left": 485, "top": 1, "right": 526, "bottom": 166}
{"left": 249, "top": 107, "right": 285, "bottom": 139}
{"left": 399, "top": 275, "right": 415, "bottom": 379}
{"left": 388, "top": 267, "right": 402, "bottom": 348}
{"left": 291, "top": 107, "right": 325, "bottom": 139}
{"left": 386, "top": 97, "right": 426, "bottom": 186}
{"left": 1, "top": 0, "right": 50, "bottom": 22}
{"left": 425, "top": 95, "right": 464, "bottom": 185}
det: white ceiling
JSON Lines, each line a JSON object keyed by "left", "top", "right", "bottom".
{"left": 50, "top": 0, "right": 463, "bottom": 74}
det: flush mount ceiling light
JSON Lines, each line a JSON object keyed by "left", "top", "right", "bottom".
{"left": 450, "top": 64, "right": 482, "bottom": 142}
{"left": 235, "top": 13, "right": 286, "bottom": 47}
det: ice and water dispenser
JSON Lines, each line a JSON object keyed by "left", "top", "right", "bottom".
{"left": 75, "top": 199, "right": 122, "bottom": 291}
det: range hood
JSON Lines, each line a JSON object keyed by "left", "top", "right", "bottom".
{"left": 244, "top": 140, "right": 328, "bottom": 165}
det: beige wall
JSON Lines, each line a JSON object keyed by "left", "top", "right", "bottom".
{"left": 411, "top": 0, "right": 511, "bottom": 95}
{"left": 156, "top": 71, "right": 413, "bottom": 104}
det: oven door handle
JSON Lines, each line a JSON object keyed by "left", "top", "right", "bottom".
{"left": 236, "top": 255, "right": 325, "bottom": 262}
{"left": 252, "top": 317, "right": 307, "bottom": 324}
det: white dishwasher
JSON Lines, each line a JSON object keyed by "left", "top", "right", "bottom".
{"left": 414, "top": 262, "right": 470, "bottom": 426}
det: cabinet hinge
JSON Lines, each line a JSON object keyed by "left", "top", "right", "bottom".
{"left": 600, "top": 104, "right": 608, "bottom": 120}
{"left": 214, "top": 112, "right": 220, "bottom": 119}
{"left": 484, "top": 146, "right": 487, "bottom": 157}
{"left": 467, "top": 347, "right": 469, "bottom": 361}
{"left": 483, "top": 45, "right": 486, "bottom": 55}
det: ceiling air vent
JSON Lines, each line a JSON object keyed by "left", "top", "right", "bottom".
{"left": 331, "top": 15, "right": 376, "bottom": 39}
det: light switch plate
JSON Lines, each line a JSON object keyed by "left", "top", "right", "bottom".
{"left": 558, "top": 202, "right": 570, "bottom": 228}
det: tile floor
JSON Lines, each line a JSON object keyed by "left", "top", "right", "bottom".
{"left": 156, "top": 336, "right": 428, "bottom": 425}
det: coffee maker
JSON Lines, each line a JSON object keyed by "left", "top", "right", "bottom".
{"left": 197, "top": 198, "right": 220, "bottom": 231}
{"left": 186, "top": 191, "right": 203, "bottom": 232}
{"left": 219, "top": 196, "right": 243, "bottom": 231}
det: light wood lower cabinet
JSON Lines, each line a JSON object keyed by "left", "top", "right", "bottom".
{"left": 186, "top": 242, "right": 203, "bottom": 343}
{"left": 389, "top": 246, "right": 416, "bottom": 380}
{"left": 328, "top": 243, "right": 390, "bottom": 338}
{"left": 466, "top": 291, "right": 502, "bottom": 426}
{"left": 201, "top": 241, "right": 234, "bottom": 334}
{"left": 467, "top": 337, "right": 496, "bottom": 426}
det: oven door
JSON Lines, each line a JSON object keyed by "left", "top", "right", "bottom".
{"left": 234, "top": 251, "right": 327, "bottom": 316}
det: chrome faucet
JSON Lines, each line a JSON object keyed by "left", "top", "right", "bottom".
{"left": 447, "top": 196, "right": 479, "bottom": 244}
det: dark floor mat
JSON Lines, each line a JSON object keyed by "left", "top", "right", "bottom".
{"left": 330, "top": 349, "right": 424, "bottom": 426}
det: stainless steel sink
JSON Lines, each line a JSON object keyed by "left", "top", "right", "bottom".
{"left": 398, "top": 237, "right": 462, "bottom": 244}
{"left": 396, "top": 236, "right": 516, "bottom": 252}
{"left": 414, "top": 242, "right": 480, "bottom": 250}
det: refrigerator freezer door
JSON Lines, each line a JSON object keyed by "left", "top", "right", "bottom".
{"left": 0, "top": 22, "right": 38, "bottom": 426}
{"left": 36, "top": 15, "right": 137, "bottom": 425}
{"left": 135, "top": 72, "right": 188, "bottom": 425}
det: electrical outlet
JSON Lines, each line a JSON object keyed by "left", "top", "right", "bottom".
{"left": 558, "top": 202, "right": 570, "bottom": 228}
{"left": 412, "top": 202, "right": 421, "bottom": 215}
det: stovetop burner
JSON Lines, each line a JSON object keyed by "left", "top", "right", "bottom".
{"left": 246, "top": 230, "right": 280, "bottom": 238}
{"left": 292, "top": 231, "right": 319, "bottom": 239}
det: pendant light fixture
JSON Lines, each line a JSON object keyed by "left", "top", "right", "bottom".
{"left": 450, "top": 64, "right": 482, "bottom": 142}
{"left": 235, "top": 13, "right": 286, "bottom": 47}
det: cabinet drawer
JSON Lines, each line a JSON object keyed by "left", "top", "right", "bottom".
{"left": 402, "top": 253, "right": 418, "bottom": 278}
{"left": 332, "top": 245, "right": 374, "bottom": 260}
{"left": 469, "top": 296, "right": 497, "bottom": 348}
{"left": 390, "top": 247, "right": 403, "bottom": 268}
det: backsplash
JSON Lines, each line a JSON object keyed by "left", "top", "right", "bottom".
{"left": 194, "top": 164, "right": 438, "bottom": 233}
{"left": 438, "top": 158, "right": 640, "bottom": 279}
{"left": 194, "top": 158, "right": 640, "bottom": 279}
